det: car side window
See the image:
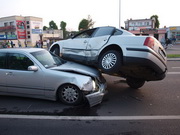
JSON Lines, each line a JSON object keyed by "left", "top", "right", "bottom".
{"left": 113, "top": 29, "right": 123, "bottom": 36}
{"left": 73, "top": 28, "right": 96, "bottom": 39}
{"left": 8, "top": 53, "right": 34, "bottom": 70}
{"left": 94, "top": 27, "right": 114, "bottom": 37}
{"left": 0, "top": 53, "right": 6, "bottom": 69}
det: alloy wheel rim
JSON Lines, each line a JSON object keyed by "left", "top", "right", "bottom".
{"left": 62, "top": 86, "right": 78, "bottom": 103}
{"left": 102, "top": 53, "right": 117, "bottom": 69}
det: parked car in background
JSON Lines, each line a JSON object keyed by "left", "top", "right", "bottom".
{"left": 49, "top": 26, "right": 167, "bottom": 89}
{"left": 0, "top": 48, "right": 107, "bottom": 107}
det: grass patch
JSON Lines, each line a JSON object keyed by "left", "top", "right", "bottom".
{"left": 167, "top": 54, "right": 180, "bottom": 58}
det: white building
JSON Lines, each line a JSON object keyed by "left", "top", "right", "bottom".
{"left": 0, "top": 16, "right": 43, "bottom": 47}
{"left": 124, "top": 18, "right": 166, "bottom": 41}
{"left": 125, "top": 18, "right": 155, "bottom": 31}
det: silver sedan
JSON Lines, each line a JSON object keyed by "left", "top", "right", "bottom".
{"left": 0, "top": 48, "right": 107, "bottom": 107}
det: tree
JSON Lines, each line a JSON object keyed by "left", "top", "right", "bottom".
{"left": 87, "top": 15, "right": 95, "bottom": 29}
{"left": 43, "top": 26, "right": 48, "bottom": 30}
{"left": 49, "top": 20, "right": 58, "bottom": 30}
{"left": 150, "top": 15, "right": 160, "bottom": 28}
{"left": 78, "top": 19, "right": 89, "bottom": 31}
{"left": 78, "top": 15, "right": 95, "bottom": 31}
{"left": 60, "top": 21, "right": 67, "bottom": 39}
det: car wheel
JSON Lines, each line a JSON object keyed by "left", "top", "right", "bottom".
{"left": 126, "top": 77, "right": 145, "bottom": 89}
{"left": 58, "top": 84, "right": 83, "bottom": 105}
{"left": 99, "top": 50, "right": 121, "bottom": 73}
{"left": 54, "top": 47, "right": 60, "bottom": 56}
{"left": 50, "top": 46, "right": 60, "bottom": 56}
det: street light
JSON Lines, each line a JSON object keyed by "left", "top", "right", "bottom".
{"left": 119, "top": 0, "right": 121, "bottom": 28}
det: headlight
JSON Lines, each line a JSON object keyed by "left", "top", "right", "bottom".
{"left": 82, "top": 79, "right": 96, "bottom": 91}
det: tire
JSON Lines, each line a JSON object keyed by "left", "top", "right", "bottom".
{"left": 58, "top": 84, "right": 83, "bottom": 105}
{"left": 99, "top": 50, "right": 122, "bottom": 73}
{"left": 50, "top": 46, "right": 60, "bottom": 56}
{"left": 54, "top": 47, "right": 60, "bottom": 56}
{"left": 126, "top": 77, "right": 145, "bottom": 89}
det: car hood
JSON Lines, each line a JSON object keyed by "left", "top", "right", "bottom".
{"left": 50, "top": 61, "right": 100, "bottom": 78}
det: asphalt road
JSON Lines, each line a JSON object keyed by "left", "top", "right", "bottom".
{"left": 0, "top": 60, "right": 180, "bottom": 135}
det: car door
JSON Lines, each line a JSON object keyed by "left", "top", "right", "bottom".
{"left": 86, "top": 27, "right": 115, "bottom": 57}
{"left": 6, "top": 53, "right": 45, "bottom": 96}
{"left": 0, "top": 53, "right": 8, "bottom": 93}
{"left": 62, "top": 28, "right": 97, "bottom": 62}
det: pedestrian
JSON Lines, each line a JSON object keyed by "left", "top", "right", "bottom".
{"left": 160, "top": 36, "right": 165, "bottom": 47}
{"left": 40, "top": 40, "right": 43, "bottom": 48}
{"left": 10, "top": 40, "right": 14, "bottom": 48}
{"left": 172, "top": 36, "right": 176, "bottom": 45}
{"left": 36, "top": 41, "right": 38, "bottom": 48}
{"left": 24, "top": 40, "right": 27, "bottom": 47}
{"left": 18, "top": 40, "right": 22, "bottom": 47}
{"left": 6, "top": 40, "right": 10, "bottom": 48}
{"left": 165, "top": 38, "right": 172, "bottom": 49}
{"left": 47, "top": 39, "right": 50, "bottom": 49}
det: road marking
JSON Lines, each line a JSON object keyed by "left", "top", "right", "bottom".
{"left": 167, "top": 72, "right": 180, "bottom": 74}
{"left": 172, "top": 67, "right": 180, "bottom": 68}
{"left": 0, "top": 114, "right": 180, "bottom": 121}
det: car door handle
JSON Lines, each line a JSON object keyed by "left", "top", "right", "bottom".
{"left": 6, "top": 72, "right": 13, "bottom": 76}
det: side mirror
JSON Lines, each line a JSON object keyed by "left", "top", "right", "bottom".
{"left": 28, "top": 66, "right": 38, "bottom": 72}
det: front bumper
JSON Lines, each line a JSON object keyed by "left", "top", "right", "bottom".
{"left": 85, "top": 83, "right": 107, "bottom": 107}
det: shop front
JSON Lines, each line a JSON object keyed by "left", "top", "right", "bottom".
{"left": 168, "top": 26, "right": 180, "bottom": 43}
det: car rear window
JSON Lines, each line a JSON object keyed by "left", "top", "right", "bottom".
{"left": 113, "top": 29, "right": 123, "bottom": 35}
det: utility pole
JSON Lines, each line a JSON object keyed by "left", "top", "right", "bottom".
{"left": 119, "top": 0, "right": 121, "bottom": 28}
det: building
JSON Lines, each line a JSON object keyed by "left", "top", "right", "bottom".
{"left": 43, "top": 29, "right": 63, "bottom": 44}
{"left": 167, "top": 26, "right": 180, "bottom": 43}
{"left": 0, "top": 15, "right": 43, "bottom": 47}
{"left": 125, "top": 18, "right": 166, "bottom": 41}
{"left": 125, "top": 18, "right": 155, "bottom": 31}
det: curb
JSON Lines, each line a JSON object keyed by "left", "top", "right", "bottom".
{"left": 167, "top": 58, "right": 180, "bottom": 61}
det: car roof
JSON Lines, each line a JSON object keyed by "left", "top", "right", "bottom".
{"left": 0, "top": 48, "right": 45, "bottom": 53}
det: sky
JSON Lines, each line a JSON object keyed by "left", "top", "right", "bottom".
{"left": 0, "top": 0, "right": 179, "bottom": 31}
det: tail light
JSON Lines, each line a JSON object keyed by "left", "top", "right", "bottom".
{"left": 144, "top": 37, "right": 154, "bottom": 49}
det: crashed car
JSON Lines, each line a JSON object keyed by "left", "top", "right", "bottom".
{"left": 49, "top": 26, "right": 167, "bottom": 89}
{"left": 0, "top": 48, "right": 107, "bottom": 107}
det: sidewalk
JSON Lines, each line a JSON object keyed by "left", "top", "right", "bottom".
{"left": 166, "top": 43, "right": 180, "bottom": 61}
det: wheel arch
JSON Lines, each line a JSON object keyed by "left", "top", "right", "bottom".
{"left": 49, "top": 43, "right": 60, "bottom": 52}
{"left": 98, "top": 44, "right": 123, "bottom": 61}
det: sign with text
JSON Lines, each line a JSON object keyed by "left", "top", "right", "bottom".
{"left": 16, "top": 20, "right": 26, "bottom": 39}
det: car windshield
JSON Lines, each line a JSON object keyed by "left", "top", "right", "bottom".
{"left": 31, "top": 50, "right": 66, "bottom": 68}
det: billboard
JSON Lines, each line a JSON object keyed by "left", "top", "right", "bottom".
{"left": 16, "top": 20, "right": 26, "bottom": 39}
{"left": 0, "top": 35, "right": 17, "bottom": 40}
{"left": 31, "top": 21, "right": 43, "bottom": 34}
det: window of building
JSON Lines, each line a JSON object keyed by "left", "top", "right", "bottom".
{"left": 27, "top": 31, "right": 30, "bottom": 34}
{"left": 11, "top": 32, "right": 15, "bottom": 35}
{"left": 28, "top": 36, "right": 31, "bottom": 39}
{"left": 27, "top": 21, "right": 29, "bottom": 24}
{"left": 10, "top": 22, "right": 14, "bottom": 26}
{"left": 27, "top": 25, "right": 30, "bottom": 29}
{"left": 4, "top": 22, "right": 8, "bottom": 27}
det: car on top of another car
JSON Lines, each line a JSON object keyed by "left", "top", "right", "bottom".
{"left": 49, "top": 26, "right": 167, "bottom": 89}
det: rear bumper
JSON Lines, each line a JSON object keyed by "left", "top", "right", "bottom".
{"left": 85, "top": 83, "right": 107, "bottom": 107}
{"left": 122, "top": 48, "right": 167, "bottom": 81}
